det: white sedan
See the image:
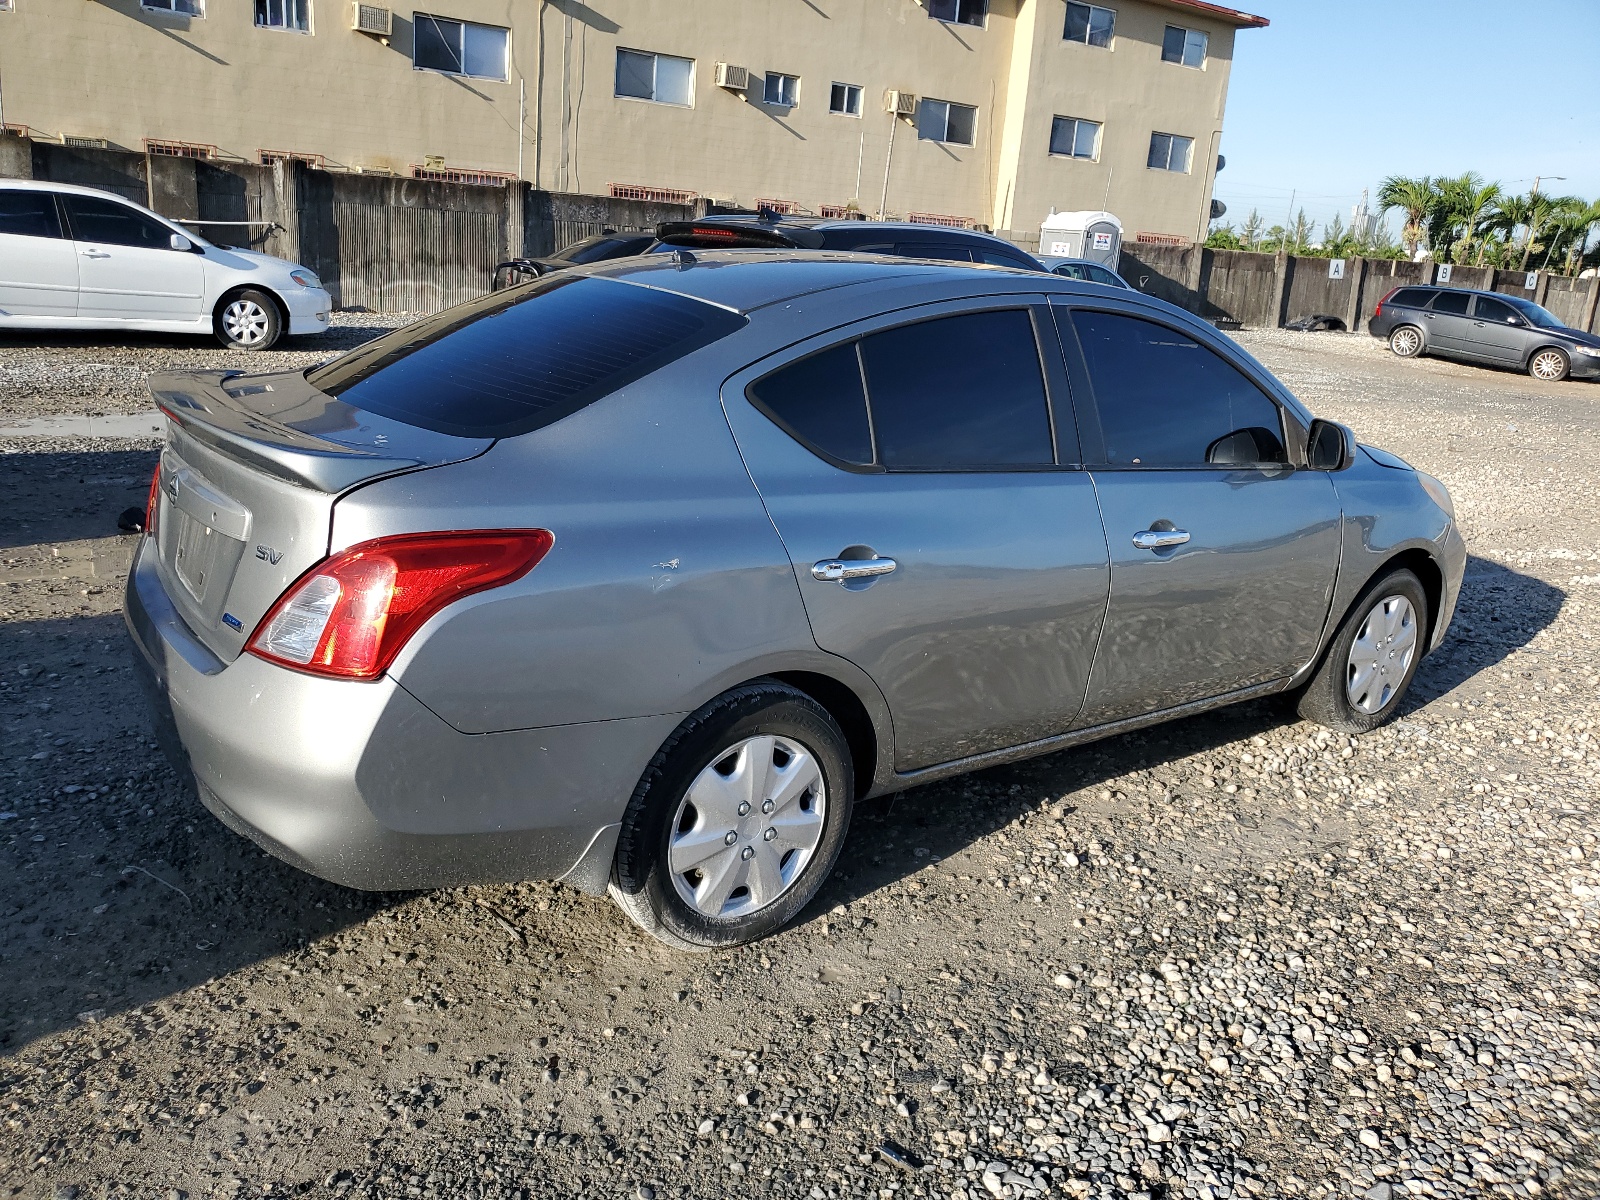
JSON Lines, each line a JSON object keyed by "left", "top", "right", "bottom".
{"left": 0, "top": 180, "right": 331, "bottom": 350}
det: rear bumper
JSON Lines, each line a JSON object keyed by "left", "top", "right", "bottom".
{"left": 123, "top": 536, "right": 674, "bottom": 892}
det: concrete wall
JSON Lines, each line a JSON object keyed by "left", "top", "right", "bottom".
{"left": 1199, "top": 247, "right": 1279, "bottom": 328}
{"left": 0, "top": 0, "right": 1254, "bottom": 244}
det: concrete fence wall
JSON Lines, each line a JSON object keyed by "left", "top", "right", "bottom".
{"left": 1114, "top": 240, "right": 1600, "bottom": 337}
{"left": 6, "top": 131, "right": 1600, "bottom": 332}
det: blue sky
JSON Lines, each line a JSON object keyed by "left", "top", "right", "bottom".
{"left": 1211, "top": 0, "right": 1600, "bottom": 239}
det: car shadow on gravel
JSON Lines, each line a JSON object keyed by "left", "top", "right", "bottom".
{"left": 0, "top": 447, "right": 159, "bottom": 550}
{"left": 816, "top": 552, "right": 1564, "bottom": 915}
{"left": 0, "top": 606, "right": 412, "bottom": 1053}
{"left": 0, "top": 323, "right": 394, "bottom": 356}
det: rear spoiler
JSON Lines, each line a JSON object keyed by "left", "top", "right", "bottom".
{"left": 149, "top": 370, "right": 493, "bottom": 493}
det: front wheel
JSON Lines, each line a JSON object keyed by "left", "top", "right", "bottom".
{"left": 609, "top": 682, "right": 855, "bottom": 950}
{"left": 214, "top": 289, "right": 283, "bottom": 350}
{"left": 1388, "top": 325, "right": 1423, "bottom": 358}
{"left": 1295, "top": 569, "right": 1428, "bottom": 734}
{"left": 1528, "top": 347, "right": 1569, "bottom": 382}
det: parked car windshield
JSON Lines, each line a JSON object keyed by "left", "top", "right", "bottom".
{"left": 557, "top": 234, "right": 653, "bottom": 264}
{"left": 1504, "top": 296, "right": 1566, "bottom": 330}
{"left": 307, "top": 275, "right": 747, "bottom": 438}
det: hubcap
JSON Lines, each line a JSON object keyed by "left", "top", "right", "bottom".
{"left": 1392, "top": 328, "right": 1420, "bottom": 356}
{"left": 1531, "top": 351, "right": 1564, "bottom": 380}
{"left": 668, "top": 735, "right": 826, "bottom": 919}
{"left": 1346, "top": 594, "right": 1418, "bottom": 715}
{"left": 223, "top": 300, "right": 271, "bottom": 345}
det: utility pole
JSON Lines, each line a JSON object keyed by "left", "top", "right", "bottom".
{"left": 1283, "top": 189, "right": 1295, "bottom": 253}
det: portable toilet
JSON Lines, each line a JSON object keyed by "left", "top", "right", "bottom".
{"left": 1039, "top": 210, "right": 1122, "bottom": 268}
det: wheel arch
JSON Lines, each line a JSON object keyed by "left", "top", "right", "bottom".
{"left": 212, "top": 283, "right": 288, "bottom": 329}
{"left": 769, "top": 670, "right": 881, "bottom": 801}
{"left": 1523, "top": 342, "right": 1570, "bottom": 369}
{"left": 1297, "top": 546, "right": 1445, "bottom": 691}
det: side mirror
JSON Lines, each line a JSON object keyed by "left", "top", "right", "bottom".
{"left": 169, "top": 232, "right": 194, "bottom": 252}
{"left": 1307, "top": 419, "right": 1355, "bottom": 471}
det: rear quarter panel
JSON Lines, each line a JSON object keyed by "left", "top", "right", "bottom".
{"left": 328, "top": 344, "right": 827, "bottom": 735}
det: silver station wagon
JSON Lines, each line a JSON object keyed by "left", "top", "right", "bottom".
{"left": 126, "top": 253, "right": 1466, "bottom": 949}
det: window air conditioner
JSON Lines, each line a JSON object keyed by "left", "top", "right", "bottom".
{"left": 885, "top": 90, "right": 917, "bottom": 116}
{"left": 714, "top": 63, "right": 750, "bottom": 91}
{"left": 352, "top": 3, "right": 393, "bottom": 36}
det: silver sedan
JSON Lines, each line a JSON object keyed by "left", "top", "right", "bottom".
{"left": 126, "top": 252, "right": 1465, "bottom": 949}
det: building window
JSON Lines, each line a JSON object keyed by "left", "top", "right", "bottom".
{"left": 255, "top": 0, "right": 309, "bottom": 31}
{"left": 1049, "top": 116, "right": 1100, "bottom": 160}
{"left": 829, "top": 82, "right": 863, "bottom": 117}
{"left": 928, "top": 0, "right": 985, "bottom": 27}
{"left": 0, "top": 0, "right": 14, "bottom": 12}
{"left": 1064, "top": 2, "right": 1114, "bottom": 46}
{"left": 142, "top": 0, "right": 204, "bottom": 14}
{"left": 1161, "top": 25, "right": 1207, "bottom": 67}
{"left": 1147, "top": 131, "right": 1193, "bottom": 172}
{"left": 917, "top": 99, "right": 976, "bottom": 146}
{"left": 414, "top": 14, "right": 508, "bottom": 80}
{"left": 615, "top": 48, "right": 695, "bottom": 106}
{"left": 763, "top": 72, "right": 800, "bottom": 108}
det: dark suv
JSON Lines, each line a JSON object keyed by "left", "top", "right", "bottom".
{"left": 653, "top": 214, "right": 1045, "bottom": 271}
{"left": 1368, "top": 285, "right": 1600, "bottom": 382}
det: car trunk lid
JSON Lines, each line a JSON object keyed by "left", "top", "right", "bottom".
{"left": 147, "top": 368, "right": 492, "bottom": 663}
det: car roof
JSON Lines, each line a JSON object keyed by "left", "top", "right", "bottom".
{"left": 576, "top": 248, "right": 1136, "bottom": 314}
{"left": 689, "top": 213, "right": 1016, "bottom": 240}
{"left": 0, "top": 178, "right": 146, "bottom": 201}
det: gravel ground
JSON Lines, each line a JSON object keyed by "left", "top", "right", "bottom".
{"left": 2, "top": 324, "right": 1597, "bottom": 1200}
{"left": 0, "top": 315, "right": 413, "bottom": 425}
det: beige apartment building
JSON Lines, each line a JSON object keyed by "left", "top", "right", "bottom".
{"left": 0, "top": 0, "right": 1265, "bottom": 243}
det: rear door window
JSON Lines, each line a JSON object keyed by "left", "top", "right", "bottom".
{"left": 1070, "top": 309, "right": 1286, "bottom": 468}
{"left": 310, "top": 275, "right": 747, "bottom": 438}
{"left": 860, "top": 309, "right": 1053, "bottom": 469}
{"left": 0, "top": 191, "right": 65, "bottom": 239}
{"left": 1428, "top": 291, "right": 1471, "bottom": 315}
{"left": 747, "top": 308, "right": 1057, "bottom": 471}
{"left": 61, "top": 194, "right": 176, "bottom": 249}
{"left": 747, "top": 342, "right": 873, "bottom": 467}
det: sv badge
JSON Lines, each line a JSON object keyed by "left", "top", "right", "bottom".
{"left": 255, "top": 544, "right": 284, "bottom": 565}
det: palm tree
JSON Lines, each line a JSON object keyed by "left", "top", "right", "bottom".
{"left": 1540, "top": 198, "right": 1599, "bottom": 273}
{"left": 1377, "top": 175, "right": 1435, "bottom": 258}
{"left": 1434, "top": 173, "right": 1501, "bottom": 265}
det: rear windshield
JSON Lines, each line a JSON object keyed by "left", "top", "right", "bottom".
{"left": 308, "top": 275, "right": 746, "bottom": 438}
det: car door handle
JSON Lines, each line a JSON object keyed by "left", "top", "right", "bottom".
{"left": 80, "top": 249, "right": 111, "bottom": 259}
{"left": 1131, "top": 528, "right": 1191, "bottom": 550}
{"left": 812, "top": 557, "right": 897, "bottom": 583}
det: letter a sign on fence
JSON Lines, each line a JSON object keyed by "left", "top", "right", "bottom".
{"left": 1327, "top": 259, "right": 1345, "bottom": 280}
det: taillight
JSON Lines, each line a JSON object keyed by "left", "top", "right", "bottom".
{"left": 144, "top": 463, "right": 162, "bottom": 538}
{"left": 246, "top": 530, "right": 554, "bottom": 680}
{"left": 1374, "top": 288, "right": 1397, "bottom": 320}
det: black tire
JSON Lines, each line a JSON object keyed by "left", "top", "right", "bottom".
{"left": 609, "top": 681, "right": 855, "bottom": 950}
{"left": 213, "top": 288, "right": 283, "bottom": 350}
{"left": 1295, "top": 568, "right": 1428, "bottom": 734}
{"left": 1388, "top": 325, "right": 1424, "bottom": 358}
{"left": 1527, "top": 347, "right": 1570, "bottom": 383}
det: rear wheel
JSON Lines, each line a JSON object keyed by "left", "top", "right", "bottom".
{"left": 1528, "top": 347, "right": 1569, "bottom": 382}
{"left": 1295, "top": 568, "right": 1428, "bottom": 734}
{"left": 1388, "top": 325, "right": 1423, "bottom": 358}
{"left": 214, "top": 289, "right": 283, "bottom": 350}
{"left": 609, "top": 682, "right": 854, "bottom": 950}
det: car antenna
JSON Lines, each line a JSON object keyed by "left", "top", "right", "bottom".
{"left": 674, "top": 248, "right": 697, "bottom": 268}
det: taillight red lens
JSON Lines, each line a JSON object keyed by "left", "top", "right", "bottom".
{"left": 1374, "top": 287, "right": 1397, "bottom": 320}
{"left": 144, "top": 463, "right": 162, "bottom": 538}
{"left": 246, "top": 530, "right": 554, "bottom": 680}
